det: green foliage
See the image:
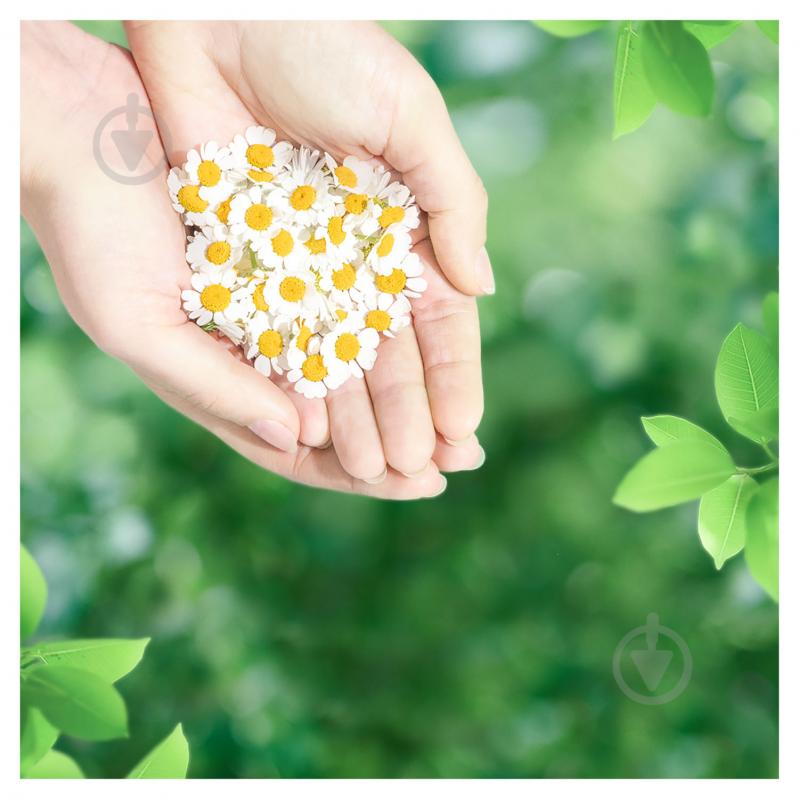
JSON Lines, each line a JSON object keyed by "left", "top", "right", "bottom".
{"left": 21, "top": 546, "right": 46, "bottom": 640}
{"left": 640, "top": 21, "right": 714, "bottom": 117}
{"left": 533, "top": 20, "right": 607, "bottom": 37}
{"left": 613, "top": 440, "right": 734, "bottom": 511}
{"left": 128, "top": 724, "right": 190, "bottom": 779}
{"left": 19, "top": 548, "right": 188, "bottom": 778}
{"left": 615, "top": 298, "right": 779, "bottom": 598}
{"left": 756, "top": 21, "right": 779, "bottom": 44}
{"left": 746, "top": 478, "right": 779, "bottom": 600}
{"left": 538, "top": 20, "right": 778, "bottom": 137}
{"left": 714, "top": 323, "right": 778, "bottom": 443}
{"left": 613, "top": 22, "right": 656, "bottom": 139}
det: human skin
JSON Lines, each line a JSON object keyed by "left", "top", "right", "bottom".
{"left": 21, "top": 21, "right": 488, "bottom": 498}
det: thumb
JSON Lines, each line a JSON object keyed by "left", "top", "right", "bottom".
{"left": 131, "top": 324, "right": 301, "bottom": 453}
{"left": 383, "top": 71, "right": 493, "bottom": 297}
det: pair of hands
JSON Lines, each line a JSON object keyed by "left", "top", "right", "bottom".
{"left": 21, "top": 21, "right": 492, "bottom": 499}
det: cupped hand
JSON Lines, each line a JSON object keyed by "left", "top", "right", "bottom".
{"left": 125, "top": 21, "right": 490, "bottom": 485}
{"left": 22, "top": 22, "right": 467, "bottom": 499}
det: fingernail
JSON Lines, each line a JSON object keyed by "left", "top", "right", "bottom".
{"left": 363, "top": 468, "right": 387, "bottom": 485}
{"left": 318, "top": 437, "right": 333, "bottom": 450}
{"left": 400, "top": 466, "right": 428, "bottom": 478}
{"left": 475, "top": 247, "right": 495, "bottom": 295}
{"left": 444, "top": 436, "right": 471, "bottom": 446}
{"left": 430, "top": 475, "right": 448, "bottom": 497}
{"left": 248, "top": 420, "right": 298, "bottom": 453}
{"left": 467, "top": 446, "right": 486, "bottom": 471}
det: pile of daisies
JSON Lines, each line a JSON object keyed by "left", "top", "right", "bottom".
{"left": 167, "top": 126, "right": 426, "bottom": 398}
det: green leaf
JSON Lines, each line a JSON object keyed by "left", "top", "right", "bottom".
{"left": 613, "top": 21, "right": 657, "bottom": 138}
{"left": 715, "top": 323, "right": 779, "bottom": 443}
{"left": 746, "top": 478, "right": 778, "bottom": 600}
{"left": 23, "top": 749, "right": 83, "bottom": 779}
{"left": 756, "top": 20, "right": 778, "bottom": 44}
{"left": 127, "top": 724, "right": 190, "bottom": 779}
{"left": 614, "top": 440, "right": 735, "bottom": 512}
{"left": 22, "top": 665, "right": 128, "bottom": 741}
{"left": 533, "top": 20, "right": 607, "bottom": 38}
{"left": 763, "top": 291, "right": 778, "bottom": 349}
{"left": 641, "top": 415, "right": 726, "bottom": 451}
{"left": 24, "top": 639, "right": 149, "bottom": 684}
{"left": 641, "top": 21, "right": 715, "bottom": 116}
{"left": 682, "top": 21, "right": 742, "bottom": 49}
{"left": 698, "top": 474, "right": 757, "bottom": 569}
{"left": 21, "top": 546, "right": 47, "bottom": 641}
{"left": 20, "top": 705, "right": 59, "bottom": 773}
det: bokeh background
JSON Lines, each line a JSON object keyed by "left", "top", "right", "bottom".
{"left": 21, "top": 20, "right": 778, "bottom": 778}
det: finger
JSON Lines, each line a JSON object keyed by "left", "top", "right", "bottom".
{"left": 384, "top": 71, "right": 492, "bottom": 296}
{"left": 412, "top": 239, "right": 484, "bottom": 443}
{"left": 325, "top": 374, "right": 386, "bottom": 482}
{"left": 271, "top": 371, "right": 330, "bottom": 448}
{"left": 151, "top": 381, "right": 446, "bottom": 499}
{"left": 365, "top": 325, "right": 436, "bottom": 477}
{"left": 131, "top": 322, "right": 300, "bottom": 453}
{"left": 432, "top": 434, "right": 485, "bottom": 474}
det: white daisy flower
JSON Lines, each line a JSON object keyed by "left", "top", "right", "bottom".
{"left": 362, "top": 292, "right": 412, "bottom": 338}
{"left": 229, "top": 126, "right": 293, "bottom": 184}
{"left": 232, "top": 271, "right": 272, "bottom": 317}
{"left": 228, "top": 187, "right": 283, "bottom": 246}
{"left": 184, "top": 141, "right": 235, "bottom": 204}
{"left": 186, "top": 225, "right": 243, "bottom": 273}
{"left": 254, "top": 225, "right": 308, "bottom": 270}
{"left": 318, "top": 260, "right": 369, "bottom": 308}
{"left": 316, "top": 208, "right": 360, "bottom": 262}
{"left": 286, "top": 336, "right": 349, "bottom": 399}
{"left": 297, "top": 228, "right": 339, "bottom": 272}
{"left": 263, "top": 266, "right": 325, "bottom": 320}
{"left": 181, "top": 270, "right": 244, "bottom": 341}
{"left": 375, "top": 182, "right": 421, "bottom": 232}
{"left": 245, "top": 314, "right": 292, "bottom": 376}
{"left": 273, "top": 147, "right": 336, "bottom": 225}
{"left": 368, "top": 228, "right": 413, "bottom": 275}
{"left": 168, "top": 168, "right": 211, "bottom": 226}
{"left": 374, "top": 252, "right": 427, "bottom": 299}
{"left": 324, "top": 154, "right": 383, "bottom": 194}
{"left": 321, "top": 316, "right": 380, "bottom": 379}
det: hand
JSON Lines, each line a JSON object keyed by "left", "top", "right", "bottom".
{"left": 21, "top": 22, "right": 457, "bottom": 499}
{"left": 125, "top": 21, "right": 490, "bottom": 485}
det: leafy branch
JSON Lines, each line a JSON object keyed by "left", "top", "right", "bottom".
{"left": 20, "top": 546, "right": 190, "bottom": 778}
{"left": 533, "top": 20, "right": 778, "bottom": 137}
{"left": 612, "top": 294, "right": 779, "bottom": 600}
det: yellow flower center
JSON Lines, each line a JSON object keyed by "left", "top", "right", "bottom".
{"left": 177, "top": 185, "right": 208, "bottom": 213}
{"left": 253, "top": 283, "right": 269, "bottom": 312}
{"left": 279, "top": 276, "right": 306, "bottom": 302}
{"left": 377, "top": 233, "right": 395, "bottom": 257}
{"left": 296, "top": 324, "right": 312, "bottom": 352}
{"left": 327, "top": 216, "right": 346, "bottom": 246}
{"left": 304, "top": 235, "right": 327, "bottom": 255}
{"left": 215, "top": 196, "right": 232, "bottom": 224}
{"left": 344, "top": 193, "right": 368, "bottom": 215}
{"left": 197, "top": 160, "right": 221, "bottom": 187}
{"left": 290, "top": 185, "right": 316, "bottom": 211}
{"left": 366, "top": 309, "right": 391, "bottom": 332}
{"left": 335, "top": 333, "right": 361, "bottom": 362}
{"left": 331, "top": 263, "right": 356, "bottom": 291}
{"left": 301, "top": 354, "right": 327, "bottom": 382}
{"left": 375, "top": 268, "right": 407, "bottom": 294}
{"left": 335, "top": 309, "right": 348, "bottom": 321}
{"left": 379, "top": 206, "right": 405, "bottom": 228}
{"left": 248, "top": 170, "right": 274, "bottom": 183}
{"left": 200, "top": 284, "right": 231, "bottom": 312}
{"left": 246, "top": 144, "right": 274, "bottom": 169}
{"left": 245, "top": 203, "right": 273, "bottom": 231}
{"left": 272, "top": 229, "right": 294, "bottom": 257}
{"left": 258, "top": 329, "right": 283, "bottom": 358}
{"left": 335, "top": 165, "right": 357, "bottom": 188}
{"left": 205, "top": 241, "right": 231, "bottom": 266}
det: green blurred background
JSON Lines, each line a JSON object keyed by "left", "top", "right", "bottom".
{"left": 21, "top": 20, "right": 778, "bottom": 778}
